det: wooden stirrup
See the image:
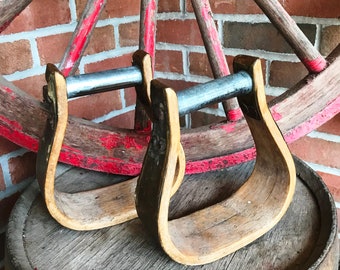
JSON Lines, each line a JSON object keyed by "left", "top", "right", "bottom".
{"left": 36, "top": 62, "right": 184, "bottom": 231}
{"left": 135, "top": 56, "right": 296, "bottom": 265}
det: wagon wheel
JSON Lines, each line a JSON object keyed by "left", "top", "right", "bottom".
{"left": 0, "top": 0, "right": 339, "bottom": 176}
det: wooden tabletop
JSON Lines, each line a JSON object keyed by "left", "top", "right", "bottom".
{"left": 5, "top": 158, "right": 339, "bottom": 269}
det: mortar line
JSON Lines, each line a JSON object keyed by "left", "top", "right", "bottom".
{"left": 156, "top": 43, "right": 301, "bottom": 62}
{"left": 0, "top": 177, "right": 35, "bottom": 200}
{"left": 305, "top": 162, "right": 340, "bottom": 176}
{"left": 0, "top": 16, "right": 140, "bottom": 43}
{"left": 120, "top": 89, "right": 126, "bottom": 108}
{"left": 180, "top": 0, "right": 186, "bottom": 15}
{"left": 314, "top": 24, "right": 322, "bottom": 50}
{"left": 69, "top": 0, "right": 78, "bottom": 22}
{"left": 182, "top": 49, "right": 190, "bottom": 76}
{"left": 308, "top": 131, "right": 340, "bottom": 143}
{"left": 0, "top": 159, "right": 12, "bottom": 189}
{"left": 28, "top": 38, "right": 41, "bottom": 69}
{"left": 92, "top": 105, "right": 135, "bottom": 123}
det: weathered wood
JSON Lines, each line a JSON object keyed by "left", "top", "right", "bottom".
{"left": 132, "top": 50, "right": 153, "bottom": 120}
{"left": 58, "top": 0, "right": 107, "bottom": 77}
{"left": 35, "top": 63, "right": 184, "bottom": 230}
{"left": 0, "top": 46, "right": 340, "bottom": 175}
{"left": 134, "top": 0, "right": 158, "bottom": 132}
{"left": 135, "top": 56, "right": 296, "bottom": 265}
{"left": 191, "top": 0, "right": 241, "bottom": 121}
{"left": 0, "top": 0, "right": 32, "bottom": 32}
{"left": 5, "top": 158, "right": 339, "bottom": 269}
{"left": 36, "top": 64, "right": 137, "bottom": 230}
{"left": 253, "top": 0, "right": 326, "bottom": 73}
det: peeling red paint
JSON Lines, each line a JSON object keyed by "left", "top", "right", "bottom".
{"left": 143, "top": 0, "right": 157, "bottom": 61}
{"left": 124, "top": 136, "right": 143, "bottom": 150}
{"left": 0, "top": 92, "right": 338, "bottom": 176}
{"left": 302, "top": 56, "right": 327, "bottom": 73}
{"left": 0, "top": 116, "right": 39, "bottom": 151}
{"left": 199, "top": 2, "right": 230, "bottom": 76}
{"left": 100, "top": 133, "right": 149, "bottom": 151}
{"left": 0, "top": 115, "right": 23, "bottom": 131}
{"left": 100, "top": 134, "right": 120, "bottom": 150}
{"left": 210, "top": 121, "right": 237, "bottom": 133}
{"left": 2, "top": 86, "right": 16, "bottom": 100}
{"left": 284, "top": 95, "right": 340, "bottom": 144}
{"left": 61, "top": 0, "right": 105, "bottom": 76}
{"left": 59, "top": 150, "right": 142, "bottom": 176}
{"left": 270, "top": 104, "right": 283, "bottom": 121}
{"left": 185, "top": 147, "right": 256, "bottom": 174}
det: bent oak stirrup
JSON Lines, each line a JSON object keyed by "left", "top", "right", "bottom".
{"left": 135, "top": 56, "right": 296, "bottom": 265}
{"left": 36, "top": 54, "right": 184, "bottom": 231}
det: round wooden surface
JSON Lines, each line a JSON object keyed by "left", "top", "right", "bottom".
{"left": 5, "top": 158, "right": 339, "bottom": 269}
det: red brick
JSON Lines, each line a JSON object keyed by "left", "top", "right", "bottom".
{"left": 189, "top": 52, "right": 213, "bottom": 78}
{"left": 76, "top": 0, "right": 140, "bottom": 20}
{"left": 157, "top": 20, "right": 203, "bottom": 46}
{"left": 186, "top": 0, "right": 282, "bottom": 14}
{"left": 223, "top": 22, "right": 316, "bottom": 54}
{"left": 84, "top": 26, "right": 115, "bottom": 55}
{"left": 0, "top": 40, "right": 32, "bottom": 75}
{"left": 289, "top": 136, "right": 340, "bottom": 169}
{"left": 37, "top": 32, "right": 73, "bottom": 66}
{"left": 69, "top": 90, "right": 122, "bottom": 120}
{"left": 282, "top": 0, "right": 340, "bottom": 18}
{"left": 119, "top": 22, "right": 139, "bottom": 47}
{"left": 201, "top": 0, "right": 262, "bottom": 15}
{"left": 318, "top": 172, "right": 340, "bottom": 202}
{"left": 159, "top": 0, "right": 181, "bottom": 12}
{"left": 191, "top": 111, "right": 225, "bottom": 128}
{"left": 124, "top": 87, "right": 137, "bottom": 107}
{"left": 0, "top": 137, "right": 20, "bottom": 155}
{"left": 269, "top": 61, "right": 308, "bottom": 88}
{"left": 188, "top": 0, "right": 306, "bottom": 15}
{"left": 0, "top": 193, "right": 20, "bottom": 228}
{"left": 320, "top": 25, "right": 340, "bottom": 56}
{"left": 190, "top": 0, "right": 340, "bottom": 17}
{"left": 317, "top": 114, "right": 340, "bottom": 136}
{"left": 1, "top": 0, "right": 71, "bottom": 34}
{"left": 84, "top": 53, "right": 133, "bottom": 73}
{"left": 188, "top": 53, "right": 267, "bottom": 83}
{"left": 102, "top": 110, "right": 135, "bottom": 129}
{"left": 8, "top": 152, "right": 36, "bottom": 185}
{"left": 156, "top": 78, "right": 197, "bottom": 92}
{"left": 155, "top": 50, "right": 183, "bottom": 74}
{"left": 0, "top": 166, "right": 4, "bottom": 191}
{"left": 13, "top": 74, "right": 45, "bottom": 100}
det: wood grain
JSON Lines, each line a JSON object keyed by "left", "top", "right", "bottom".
{"left": 135, "top": 56, "right": 296, "bottom": 265}
{"left": 58, "top": 0, "right": 107, "bottom": 77}
{"left": 0, "top": 0, "right": 31, "bottom": 31}
{"left": 253, "top": 0, "right": 326, "bottom": 72}
{"left": 1, "top": 45, "right": 339, "bottom": 175}
{"left": 0, "top": 45, "right": 340, "bottom": 175}
{"left": 134, "top": 0, "right": 158, "bottom": 131}
{"left": 35, "top": 63, "right": 183, "bottom": 231}
{"left": 5, "top": 158, "right": 338, "bottom": 269}
{"left": 191, "top": 0, "right": 241, "bottom": 121}
{"left": 36, "top": 65, "right": 138, "bottom": 230}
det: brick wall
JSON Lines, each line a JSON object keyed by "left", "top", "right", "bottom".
{"left": 0, "top": 0, "right": 339, "bottom": 268}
